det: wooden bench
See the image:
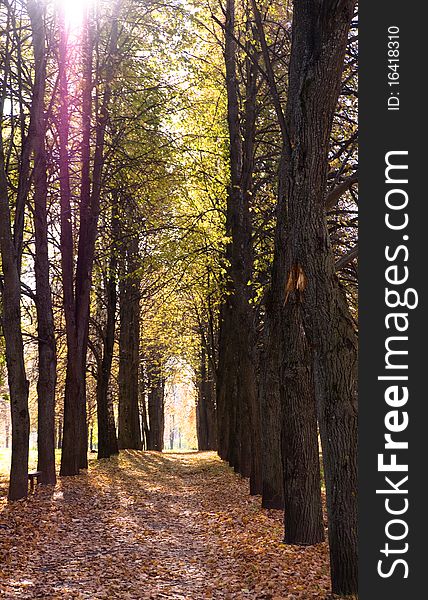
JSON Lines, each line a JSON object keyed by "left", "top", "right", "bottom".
{"left": 28, "top": 471, "right": 42, "bottom": 492}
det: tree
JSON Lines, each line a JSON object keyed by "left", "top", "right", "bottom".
{"left": 196, "top": 343, "right": 217, "bottom": 451}
{"left": 94, "top": 197, "right": 119, "bottom": 459}
{"left": 0, "top": 115, "right": 30, "bottom": 501}
{"left": 28, "top": 0, "right": 57, "bottom": 486}
{"left": 0, "top": 2, "right": 31, "bottom": 500}
{"left": 146, "top": 357, "right": 165, "bottom": 452}
{"left": 118, "top": 217, "right": 142, "bottom": 450}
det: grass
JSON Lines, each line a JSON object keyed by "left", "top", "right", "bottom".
{"left": 0, "top": 448, "right": 64, "bottom": 477}
{"left": 0, "top": 448, "right": 97, "bottom": 498}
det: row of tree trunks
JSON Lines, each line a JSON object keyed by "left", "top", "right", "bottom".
{"left": 216, "top": 0, "right": 262, "bottom": 494}
{"left": 271, "top": 0, "right": 358, "bottom": 593}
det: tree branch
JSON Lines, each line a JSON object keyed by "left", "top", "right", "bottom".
{"left": 335, "top": 245, "right": 358, "bottom": 271}
{"left": 326, "top": 173, "right": 358, "bottom": 210}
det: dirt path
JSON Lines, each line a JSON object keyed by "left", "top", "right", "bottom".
{"left": 0, "top": 451, "right": 330, "bottom": 599}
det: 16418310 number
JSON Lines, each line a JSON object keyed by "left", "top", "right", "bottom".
{"left": 387, "top": 26, "right": 400, "bottom": 111}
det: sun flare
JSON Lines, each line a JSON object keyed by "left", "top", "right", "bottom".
{"left": 56, "top": 0, "right": 93, "bottom": 29}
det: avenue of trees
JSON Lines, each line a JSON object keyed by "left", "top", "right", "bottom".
{"left": 0, "top": 0, "right": 358, "bottom": 595}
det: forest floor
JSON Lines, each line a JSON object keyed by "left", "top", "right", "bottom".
{"left": 0, "top": 451, "right": 333, "bottom": 599}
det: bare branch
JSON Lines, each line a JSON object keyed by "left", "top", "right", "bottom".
{"left": 335, "top": 245, "right": 358, "bottom": 271}
{"left": 326, "top": 173, "right": 358, "bottom": 210}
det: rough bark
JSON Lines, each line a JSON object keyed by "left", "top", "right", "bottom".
{"left": 281, "top": 300, "right": 324, "bottom": 544}
{"left": 259, "top": 309, "right": 283, "bottom": 509}
{"left": 28, "top": 0, "right": 57, "bottom": 487}
{"left": 265, "top": 208, "right": 324, "bottom": 540}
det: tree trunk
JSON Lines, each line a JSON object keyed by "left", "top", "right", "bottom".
{"left": 205, "top": 357, "right": 217, "bottom": 450}
{"left": 0, "top": 120, "right": 30, "bottom": 502}
{"left": 281, "top": 300, "right": 324, "bottom": 544}
{"left": 72, "top": 5, "right": 95, "bottom": 471}
{"left": 197, "top": 346, "right": 217, "bottom": 451}
{"left": 118, "top": 234, "right": 142, "bottom": 450}
{"left": 97, "top": 201, "right": 119, "bottom": 459}
{"left": 28, "top": 0, "right": 57, "bottom": 486}
{"left": 260, "top": 308, "right": 283, "bottom": 509}
{"left": 147, "top": 365, "right": 164, "bottom": 451}
{"left": 58, "top": 5, "right": 85, "bottom": 476}
{"left": 216, "top": 301, "right": 233, "bottom": 461}
{"left": 97, "top": 356, "right": 119, "bottom": 458}
{"left": 196, "top": 386, "right": 207, "bottom": 451}
{"left": 265, "top": 204, "right": 324, "bottom": 538}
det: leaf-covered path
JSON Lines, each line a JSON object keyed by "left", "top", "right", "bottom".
{"left": 0, "top": 452, "right": 330, "bottom": 599}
